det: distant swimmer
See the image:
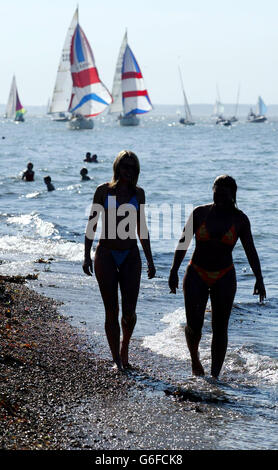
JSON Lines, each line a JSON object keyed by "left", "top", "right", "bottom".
{"left": 80, "top": 168, "right": 91, "bottom": 181}
{"left": 91, "top": 154, "right": 98, "bottom": 163}
{"left": 22, "top": 162, "right": 34, "bottom": 181}
{"left": 168, "top": 175, "right": 266, "bottom": 379}
{"left": 84, "top": 152, "right": 92, "bottom": 162}
{"left": 44, "top": 176, "right": 55, "bottom": 191}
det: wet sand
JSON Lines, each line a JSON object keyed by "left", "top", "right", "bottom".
{"left": 0, "top": 276, "right": 234, "bottom": 451}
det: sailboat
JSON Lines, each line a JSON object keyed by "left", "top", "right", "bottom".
{"left": 67, "top": 22, "right": 112, "bottom": 129}
{"left": 247, "top": 96, "right": 267, "bottom": 123}
{"left": 178, "top": 67, "right": 194, "bottom": 126}
{"left": 230, "top": 84, "right": 240, "bottom": 122}
{"left": 110, "top": 32, "right": 152, "bottom": 126}
{"left": 48, "top": 8, "right": 78, "bottom": 121}
{"left": 213, "top": 85, "right": 231, "bottom": 126}
{"left": 110, "top": 30, "right": 128, "bottom": 118}
{"left": 5, "top": 76, "right": 26, "bottom": 122}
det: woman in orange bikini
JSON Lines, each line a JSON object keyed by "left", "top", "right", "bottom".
{"left": 168, "top": 175, "right": 266, "bottom": 378}
{"left": 83, "top": 150, "right": 156, "bottom": 370}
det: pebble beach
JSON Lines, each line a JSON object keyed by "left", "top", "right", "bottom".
{"left": 0, "top": 275, "right": 237, "bottom": 452}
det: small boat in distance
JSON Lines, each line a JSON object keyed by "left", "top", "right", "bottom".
{"left": 111, "top": 32, "right": 152, "bottom": 126}
{"left": 48, "top": 8, "right": 78, "bottom": 121}
{"left": 213, "top": 85, "right": 231, "bottom": 126}
{"left": 68, "top": 22, "right": 112, "bottom": 129}
{"left": 229, "top": 84, "right": 240, "bottom": 123}
{"left": 247, "top": 96, "right": 267, "bottom": 123}
{"left": 5, "top": 76, "right": 26, "bottom": 122}
{"left": 178, "top": 66, "right": 195, "bottom": 126}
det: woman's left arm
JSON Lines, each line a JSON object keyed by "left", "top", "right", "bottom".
{"left": 137, "top": 188, "right": 156, "bottom": 279}
{"left": 239, "top": 214, "right": 266, "bottom": 301}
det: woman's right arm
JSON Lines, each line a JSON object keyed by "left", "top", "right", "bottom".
{"left": 239, "top": 213, "right": 266, "bottom": 302}
{"left": 168, "top": 210, "right": 194, "bottom": 293}
{"left": 83, "top": 185, "right": 104, "bottom": 276}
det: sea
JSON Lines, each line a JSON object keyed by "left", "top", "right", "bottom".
{"left": 0, "top": 104, "right": 277, "bottom": 450}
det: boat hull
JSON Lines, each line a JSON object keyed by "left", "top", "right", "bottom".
{"left": 51, "top": 113, "right": 71, "bottom": 122}
{"left": 247, "top": 116, "right": 267, "bottom": 123}
{"left": 119, "top": 115, "right": 140, "bottom": 126}
{"left": 14, "top": 115, "right": 24, "bottom": 122}
{"left": 179, "top": 118, "right": 195, "bottom": 126}
{"left": 216, "top": 117, "right": 231, "bottom": 126}
{"left": 68, "top": 116, "right": 94, "bottom": 130}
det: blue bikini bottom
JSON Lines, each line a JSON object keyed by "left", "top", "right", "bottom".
{"left": 110, "top": 249, "right": 130, "bottom": 267}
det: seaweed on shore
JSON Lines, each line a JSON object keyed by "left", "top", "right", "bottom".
{"left": 0, "top": 274, "right": 39, "bottom": 284}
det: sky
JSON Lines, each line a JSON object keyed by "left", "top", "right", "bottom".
{"left": 1, "top": 0, "right": 278, "bottom": 106}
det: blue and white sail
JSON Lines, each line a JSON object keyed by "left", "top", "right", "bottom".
{"left": 257, "top": 96, "right": 267, "bottom": 116}
{"left": 69, "top": 24, "right": 112, "bottom": 117}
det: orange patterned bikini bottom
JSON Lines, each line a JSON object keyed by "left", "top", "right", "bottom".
{"left": 189, "top": 260, "right": 234, "bottom": 287}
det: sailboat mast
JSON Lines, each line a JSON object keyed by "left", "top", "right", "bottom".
{"left": 234, "top": 84, "right": 240, "bottom": 117}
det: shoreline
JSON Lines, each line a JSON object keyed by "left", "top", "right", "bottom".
{"left": 0, "top": 276, "right": 235, "bottom": 450}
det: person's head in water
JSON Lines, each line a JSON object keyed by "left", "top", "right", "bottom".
{"left": 213, "top": 175, "right": 237, "bottom": 209}
{"left": 44, "top": 176, "right": 55, "bottom": 191}
{"left": 84, "top": 152, "right": 91, "bottom": 161}
{"left": 110, "top": 150, "right": 140, "bottom": 189}
{"left": 80, "top": 168, "right": 90, "bottom": 180}
{"left": 27, "top": 162, "right": 33, "bottom": 170}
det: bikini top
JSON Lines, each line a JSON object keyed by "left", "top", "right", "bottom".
{"left": 196, "top": 221, "right": 237, "bottom": 246}
{"left": 104, "top": 193, "right": 139, "bottom": 211}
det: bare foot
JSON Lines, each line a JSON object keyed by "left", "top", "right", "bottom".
{"left": 120, "top": 342, "right": 129, "bottom": 368}
{"left": 112, "top": 360, "right": 124, "bottom": 372}
{"left": 192, "top": 358, "right": 205, "bottom": 376}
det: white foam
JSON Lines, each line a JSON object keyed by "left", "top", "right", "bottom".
{"left": 0, "top": 235, "right": 83, "bottom": 262}
{"left": 226, "top": 347, "right": 278, "bottom": 385}
{"left": 7, "top": 213, "right": 58, "bottom": 238}
{"left": 142, "top": 307, "right": 210, "bottom": 361}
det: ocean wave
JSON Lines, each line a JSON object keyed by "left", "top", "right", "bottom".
{"left": 0, "top": 234, "right": 83, "bottom": 262}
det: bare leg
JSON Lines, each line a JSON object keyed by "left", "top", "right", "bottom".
{"left": 94, "top": 246, "right": 123, "bottom": 370}
{"left": 185, "top": 326, "right": 205, "bottom": 376}
{"left": 210, "top": 268, "right": 236, "bottom": 378}
{"left": 183, "top": 265, "right": 209, "bottom": 376}
{"left": 119, "top": 246, "right": 141, "bottom": 368}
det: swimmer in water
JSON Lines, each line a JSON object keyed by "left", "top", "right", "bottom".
{"left": 80, "top": 168, "right": 91, "bottom": 181}
{"left": 22, "top": 162, "right": 34, "bottom": 181}
{"left": 44, "top": 176, "right": 55, "bottom": 191}
{"left": 84, "top": 152, "right": 92, "bottom": 162}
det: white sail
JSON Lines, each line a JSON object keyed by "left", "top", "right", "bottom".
{"left": 258, "top": 96, "right": 267, "bottom": 116}
{"left": 178, "top": 67, "right": 193, "bottom": 121}
{"left": 5, "top": 75, "right": 26, "bottom": 120}
{"left": 49, "top": 8, "right": 78, "bottom": 114}
{"left": 5, "top": 76, "right": 16, "bottom": 118}
{"left": 214, "top": 100, "right": 224, "bottom": 116}
{"left": 110, "top": 31, "right": 128, "bottom": 114}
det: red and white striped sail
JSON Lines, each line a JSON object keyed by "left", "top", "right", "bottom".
{"left": 122, "top": 44, "right": 152, "bottom": 116}
{"left": 69, "top": 24, "right": 112, "bottom": 117}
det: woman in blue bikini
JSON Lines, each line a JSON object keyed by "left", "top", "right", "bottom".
{"left": 168, "top": 175, "right": 266, "bottom": 378}
{"left": 83, "top": 150, "right": 156, "bottom": 370}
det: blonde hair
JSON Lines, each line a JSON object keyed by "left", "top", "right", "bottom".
{"left": 109, "top": 150, "right": 140, "bottom": 189}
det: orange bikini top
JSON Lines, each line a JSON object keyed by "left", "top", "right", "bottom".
{"left": 196, "top": 221, "right": 237, "bottom": 245}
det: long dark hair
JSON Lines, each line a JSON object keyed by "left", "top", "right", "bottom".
{"left": 213, "top": 174, "right": 238, "bottom": 206}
